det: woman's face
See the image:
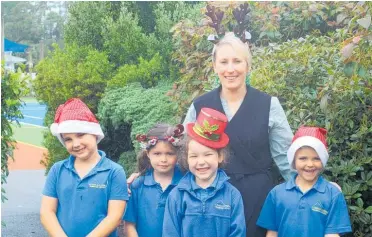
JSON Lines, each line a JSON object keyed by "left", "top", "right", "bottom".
{"left": 213, "top": 44, "right": 249, "bottom": 92}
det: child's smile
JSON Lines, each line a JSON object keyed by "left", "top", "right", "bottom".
{"left": 187, "top": 140, "right": 223, "bottom": 189}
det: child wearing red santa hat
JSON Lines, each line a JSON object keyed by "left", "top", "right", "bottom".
{"left": 40, "top": 98, "right": 128, "bottom": 237}
{"left": 257, "top": 126, "right": 352, "bottom": 237}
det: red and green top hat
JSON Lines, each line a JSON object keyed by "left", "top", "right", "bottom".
{"left": 187, "top": 108, "right": 229, "bottom": 149}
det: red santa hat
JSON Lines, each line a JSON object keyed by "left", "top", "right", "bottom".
{"left": 50, "top": 98, "right": 104, "bottom": 146}
{"left": 287, "top": 126, "right": 329, "bottom": 168}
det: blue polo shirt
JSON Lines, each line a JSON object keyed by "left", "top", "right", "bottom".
{"left": 123, "top": 166, "right": 183, "bottom": 237}
{"left": 163, "top": 169, "right": 246, "bottom": 237}
{"left": 257, "top": 174, "right": 352, "bottom": 237}
{"left": 42, "top": 150, "right": 129, "bottom": 237}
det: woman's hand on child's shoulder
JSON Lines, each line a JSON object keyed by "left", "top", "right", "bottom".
{"left": 127, "top": 172, "right": 140, "bottom": 195}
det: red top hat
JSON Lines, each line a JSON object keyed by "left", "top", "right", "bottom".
{"left": 50, "top": 98, "right": 104, "bottom": 146}
{"left": 187, "top": 108, "right": 229, "bottom": 149}
{"left": 287, "top": 126, "right": 329, "bottom": 167}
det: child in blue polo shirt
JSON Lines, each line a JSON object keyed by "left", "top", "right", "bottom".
{"left": 123, "top": 123, "right": 184, "bottom": 237}
{"left": 163, "top": 108, "right": 246, "bottom": 237}
{"left": 257, "top": 126, "right": 352, "bottom": 237}
{"left": 40, "top": 98, "right": 129, "bottom": 237}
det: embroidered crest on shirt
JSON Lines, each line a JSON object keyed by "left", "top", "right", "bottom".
{"left": 311, "top": 201, "right": 328, "bottom": 215}
{"left": 214, "top": 200, "right": 231, "bottom": 210}
{"left": 89, "top": 183, "right": 107, "bottom": 189}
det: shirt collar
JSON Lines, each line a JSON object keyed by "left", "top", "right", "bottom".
{"left": 143, "top": 166, "right": 184, "bottom": 187}
{"left": 286, "top": 174, "right": 326, "bottom": 193}
{"left": 64, "top": 150, "right": 111, "bottom": 172}
{"left": 190, "top": 170, "right": 220, "bottom": 191}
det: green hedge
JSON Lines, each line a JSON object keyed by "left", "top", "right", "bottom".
{"left": 98, "top": 81, "right": 178, "bottom": 170}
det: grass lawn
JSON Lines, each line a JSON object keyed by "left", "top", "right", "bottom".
{"left": 11, "top": 123, "right": 46, "bottom": 147}
{"left": 20, "top": 96, "right": 38, "bottom": 103}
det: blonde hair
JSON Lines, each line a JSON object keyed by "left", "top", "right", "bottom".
{"left": 212, "top": 32, "right": 252, "bottom": 71}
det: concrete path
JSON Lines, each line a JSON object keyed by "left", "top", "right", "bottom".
{"left": 2, "top": 170, "right": 48, "bottom": 237}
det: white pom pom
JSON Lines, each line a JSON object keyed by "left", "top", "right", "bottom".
{"left": 50, "top": 123, "right": 59, "bottom": 135}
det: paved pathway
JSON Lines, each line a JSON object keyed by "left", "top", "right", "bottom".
{"left": 2, "top": 141, "right": 48, "bottom": 236}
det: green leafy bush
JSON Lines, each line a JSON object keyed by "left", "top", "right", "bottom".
{"left": 98, "top": 81, "right": 178, "bottom": 167}
{"left": 117, "top": 150, "right": 137, "bottom": 176}
{"left": 108, "top": 53, "right": 163, "bottom": 89}
{"left": 1, "top": 66, "right": 29, "bottom": 204}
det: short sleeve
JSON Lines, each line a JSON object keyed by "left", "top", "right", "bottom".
{"left": 109, "top": 168, "right": 129, "bottom": 201}
{"left": 123, "top": 185, "right": 137, "bottom": 223}
{"left": 325, "top": 193, "right": 352, "bottom": 234}
{"left": 42, "top": 163, "right": 58, "bottom": 198}
{"left": 256, "top": 190, "right": 277, "bottom": 231}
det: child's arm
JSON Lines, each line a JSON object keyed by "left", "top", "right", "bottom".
{"left": 87, "top": 167, "right": 129, "bottom": 237}
{"left": 86, "top": 200, "right": 126, "bottom": 237}
{"left": 40, "top": 164, "right": 67, "bottom": 236}
{"left": 229, "top": 194, "right": 246, "bottom": 237}
{"left": 40, "top": 195, "right": 68, "bottom": 237}
{"left": 266, "top": 230, "right": 278, "bottom": 237}
{"left": 124, "top": 221, "right": 139, "bottom": 237}
{"left": 325, "top": 234, "right": 339, "bottom": 237}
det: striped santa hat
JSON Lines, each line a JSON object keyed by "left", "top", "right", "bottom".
{"left": 50, "top": 98, "right": 104, "bottom": 146}
{"left": 287, "top": 126, "right": 329, "bottom": 168}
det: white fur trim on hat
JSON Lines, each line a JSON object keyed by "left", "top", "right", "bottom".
{"left": 50, "top": 120, "right": 104, "bottom": 147}
{"left": 287, "top": 136, "right": 329, "bottom": 169}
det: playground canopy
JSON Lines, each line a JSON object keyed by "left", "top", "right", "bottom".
{"left": 4, "top": 38, "right": 29, "bottom": 52}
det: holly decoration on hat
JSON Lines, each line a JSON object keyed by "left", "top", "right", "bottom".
{"left": 202, "top": 120, "right": 219, "bottom": 137}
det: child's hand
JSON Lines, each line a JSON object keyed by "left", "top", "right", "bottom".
{"left": 127, "top": 172, "right": 140, "bottom": 195}
{"left": 266, "top": 230, "right": 278, "bottom": 237}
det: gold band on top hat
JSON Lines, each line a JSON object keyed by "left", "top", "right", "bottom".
{"left": 192, "top": 121, "right": 221, "bottom": 141}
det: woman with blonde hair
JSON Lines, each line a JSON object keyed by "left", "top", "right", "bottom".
{"left": 182, "top": 31, "right": 294, "bottom": 237}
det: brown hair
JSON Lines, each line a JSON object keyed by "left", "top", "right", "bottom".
{"left": 136, "top": 123, "right": 182, "bottom": 175}
{"left": 178, "top": 135, "right": 230, "bottom": 172}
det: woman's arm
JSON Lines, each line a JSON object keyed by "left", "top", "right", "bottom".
{"left": 266, "top": 230, "right": 278, "bottom": 237}
{"left": 86, "top": 200, "right": 126, "bottom": 237}
{"left": 268, "top": 97, "right": 294, "bottom": 181}
{"left": 124, "top": 221, "right": 139, "bottom": 237}
{"left": 40, "top": 195, "right": 68, "bottom": 237}
{"left": 182, "top": 103, "right": 197, "bottom": 128}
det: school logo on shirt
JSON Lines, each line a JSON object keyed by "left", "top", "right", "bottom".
{"left": 88, "top": 183, "right": 107, "bottom": 189}
{"left": 311, "top": 201, "right": 328, "bottom": 215}
{"left": 214, "top": 200, "right": 231, "bottom": 210}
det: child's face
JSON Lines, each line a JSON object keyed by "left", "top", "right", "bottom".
{"left": 187, "top": 139, "right": 223, "bottom": 188}
{"left": 62, "top": 133, "right": 98, "bottom": 161}
{"left": 294, "top": 146, "right": 323, "bottom": 185}
{"left": 147, "top": 141, "right": 177, "bottom": 176}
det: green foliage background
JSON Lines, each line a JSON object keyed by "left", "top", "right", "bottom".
{"left": 1, "top": 66, "right": 29, "bottom": 206}
{"left": 97, "top": 81, "right": 178, "bottom": 170}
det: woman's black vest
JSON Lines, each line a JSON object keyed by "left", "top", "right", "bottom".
{"left": 193, "top": 86, "right": 272, "bottom": 175}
